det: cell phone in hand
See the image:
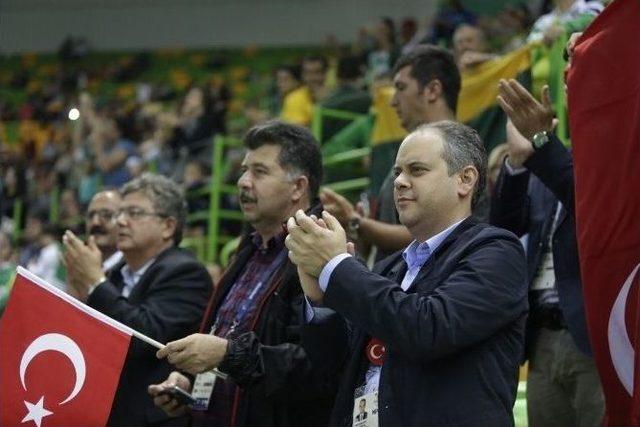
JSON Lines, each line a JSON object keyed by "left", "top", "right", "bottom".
{"left": 158, "top": 386, "right": 196, "bottom": 406}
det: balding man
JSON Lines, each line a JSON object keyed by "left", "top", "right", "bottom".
{"left": 287, "top": 121, "right": 528, "bottom": 426}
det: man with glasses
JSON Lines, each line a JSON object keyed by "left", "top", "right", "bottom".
{"left": 63, "top": 173, "right": 212, "bottom": 427}
{"left": 84, "top": 189, "right": 123, "bottom": 273}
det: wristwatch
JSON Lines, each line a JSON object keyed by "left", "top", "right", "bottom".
{"left": 88, "top": 276, "right": 107, "bottom": 296}
{"left": 532, "top": 131, "right": 551, "bottom": 150}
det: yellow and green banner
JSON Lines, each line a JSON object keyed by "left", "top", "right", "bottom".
{"left": 457, "top": 44, "right": 532, "bottom": 154}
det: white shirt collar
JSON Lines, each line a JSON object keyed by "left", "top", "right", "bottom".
{"left": 102, "top": 251, "right": 123, "bottom": 272}
{"left": 120, "top": 257, "right": 156, "bottom": 297}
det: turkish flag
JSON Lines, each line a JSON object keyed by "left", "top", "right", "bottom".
{"left": 0, "top": 267, "right": 131, "bottom": 427}
{"left": 568, "top": 0, "right": 640, "bottom": 425}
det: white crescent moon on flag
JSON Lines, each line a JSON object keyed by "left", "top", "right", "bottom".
{"left": 369, "top": 344, "right": 384, "bottom": 360}
{"left": 607, "top": 262, "right": 640, "bottom": 396}
{"left": 20, "top": 333, "right": 87, "bottom": 405}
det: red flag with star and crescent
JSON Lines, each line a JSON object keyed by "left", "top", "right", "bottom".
{"left": 0, "top": 267, "right": 131, "bottom": 427}
{"left": 567, "top": 0, "right": 640, "bottom": 425}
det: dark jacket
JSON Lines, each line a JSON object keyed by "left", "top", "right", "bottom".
{"left": 88, "top": 246, "right": 213, "bottom": 427}
{"left": 490, "top": 134, "right": 592, "bottom": 356}
{"left": 304, "top": 217, "right": 528, "bottom": 427}
{"left": 198, "top": 204, "right": 335, "bottom": 427}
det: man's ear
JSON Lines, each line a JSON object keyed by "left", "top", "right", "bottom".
{"left": 161, "top": 217, "right": 178, "bottom": 242}
{"left": 291, "top": 175, "right": 310, "bottom": 204}
{"left": 457, "top": 165, "right": 478, "bottom": 199}
{"left": 424, "top": 79, "right": 443, "bottom": 103}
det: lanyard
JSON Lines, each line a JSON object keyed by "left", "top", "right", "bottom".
{"left": 212, "top": 248, "right": 288, "bottom": 337}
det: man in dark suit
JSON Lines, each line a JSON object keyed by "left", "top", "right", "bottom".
{"left": 354, "top": 398, "right": 368, "bottom": 422}
{"left": 63, "top": 173, "right": 212, "bottom": 426}
{"left": 286, "top": 120, "right": 528, "bottom": 426}
{"left": 491, "top": 78, "right": 604, "bottom": 426}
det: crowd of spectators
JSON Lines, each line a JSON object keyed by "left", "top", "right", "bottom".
{"left": 0, "top": 1, "right": 615, "bottom": 426}
{"left": 0, "top": 0, "right": 602, "bottom": 308}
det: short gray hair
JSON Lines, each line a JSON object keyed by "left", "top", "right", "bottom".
{"left": 120, "top": 173, "right": 187, "bottom": 245}
{"left": 414, "top": 120, "right": 487, "bottom": 208}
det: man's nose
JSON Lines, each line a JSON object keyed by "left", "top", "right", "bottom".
{"left": 394, "top": 172, "right": 409, "bottom": 189}
{"left": 237, "top": 172, "right": 252, "bottom": 189}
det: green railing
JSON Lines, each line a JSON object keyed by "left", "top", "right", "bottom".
{"left": 205, "top": 135, "right": 244, "bottom": 263}
{"left": 10, "top": 107, "right": 373, "bottom": 266}
{"left": 179, "top": 134, "right": 245, "bottom": 264}
{"left": 311, "top": 106, "right": 369, "bottom": 144}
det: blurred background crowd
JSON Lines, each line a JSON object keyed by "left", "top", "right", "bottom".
{"left": 0, "top": 0, "right": 603, "bottom": 315}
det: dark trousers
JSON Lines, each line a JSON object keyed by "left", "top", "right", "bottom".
{"left": 527, "top": 328, "right": 604, "bottom": 427}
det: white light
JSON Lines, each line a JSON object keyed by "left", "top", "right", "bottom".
{"left": 68, "top": 108, "right": 80, "bottom": 121}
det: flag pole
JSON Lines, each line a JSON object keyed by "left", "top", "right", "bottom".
{"left": 16, "top": 266, "right": 228, "bottom": 380}
{"left": 131, "top": 329, "right": 228, "bottom": 380}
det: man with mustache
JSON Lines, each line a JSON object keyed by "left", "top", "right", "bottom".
{"left": 85, "top": 189, "right": 123, "bottom": 273}
{"left": 150, "top": 121, "right": 335, "bottom": 427}
{"left": 63, "top": 174, "right": 212, "bottom": 427}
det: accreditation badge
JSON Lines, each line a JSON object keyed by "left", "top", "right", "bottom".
{"left": 190, "top": 371, "right": 217, "bottom": 410}
{"left": 352, "top": 391, "right": 378, "bottom": 427}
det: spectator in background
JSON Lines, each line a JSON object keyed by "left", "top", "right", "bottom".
{"left": 58, "top": 188, "right": 83, "bottom": 235}
{"left": 399, "top": 17, "right": 418, "bottom": 47}
{"left": 167, "top": 86, "right": 217, "bottom": 160}
{"left": 492, "top": 5, "right": 533, "bottom": 52}
{"left": 452, "top": 24, "right": 497, "bottom": 72}
{"left": 0, "top": 148, "right": 27, "bottom": 224}
{"left": 491, "top": 78, "right": 604, "bottom": 427}
{"left": 0, "top": 232, "right": 16, "bottom": 317}
{"left": 275, "top": 65, "right": 303, "bottom": 113}
{"left": 90, "top": 117, "right": 137, "bottom": 188}
{"left": 527, "top": 0, "right": 603, "bottom": 46}
{"left": 126, "top": 156, "right": 145, "bottom": 179}
{"left": 321, "top": 45, "right": 464, "bottom": 263}
{"left": 302, "top": 55, "right": 329, "bottom": 102}
{"left": 280, "top": 56, "right": 328, "bottom": 127}
{"left": 428, "top": 0, "right": 477, "bottom": 45}
{"left": 63, "top": 173, "right": 212, "bottom": 427}
{"left": 20, "top": 211, "right": 64, "bottom": 290}
{"left": 367, "top": 17, "right": 401, "bottom": 81}
{"left": 320, "top": 55, "right": 371, "bottom": 142}
{"left": 248, "top": 64, "right": 303, "bottom": 126}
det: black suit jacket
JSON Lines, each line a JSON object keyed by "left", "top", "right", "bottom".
{"left": 88, "top": 246, "right": 212, "bottom": 427}
{"left": 304, "top": 217, "right": 528, "bottom": 427}
{"left": 195, "top": 203, "right": 335, "bottom": 427}
{"left": 490, "top": 134, "right": 591, "bottom": 356}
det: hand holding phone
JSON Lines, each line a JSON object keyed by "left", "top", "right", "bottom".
{"left": 157, "top": 386, "right": 196, "bottom": 407}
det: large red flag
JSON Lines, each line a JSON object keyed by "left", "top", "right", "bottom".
{"left": 568, "top": 0, "right": 640, "bottom": 425}
{"left": 0, "top": 267, "right": 132, "bottom": 427}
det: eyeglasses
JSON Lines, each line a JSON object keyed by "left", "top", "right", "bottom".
{"left": 86, "top": 209, "right": 117, "bottom": 222}
{"left": 116, "top": 207, "right": 167, "bottom": 221}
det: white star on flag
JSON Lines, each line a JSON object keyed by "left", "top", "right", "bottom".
{"left": 21, "top": 396, "right": 53, "bottom": 427}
